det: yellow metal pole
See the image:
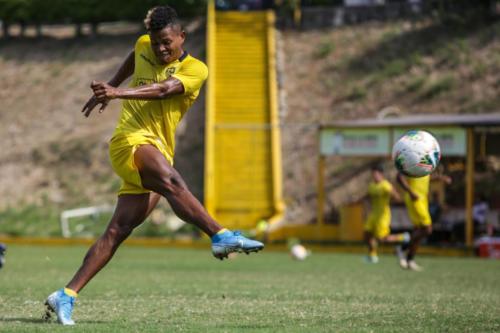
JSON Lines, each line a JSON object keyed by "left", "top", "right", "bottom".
{"left": 293, "top": 0, "right": 302, "bottom": 28}
{"left": 465, "top": 128, "right": 475, "bottom": 247}
{"left": 317, "top": 154, "right": 326, "bottom": 226}
{"left": 204, "top": 0, "right": 216, "bottom": 216}
{"left": 266, "top": 11, "right": 286, "bottom": 223}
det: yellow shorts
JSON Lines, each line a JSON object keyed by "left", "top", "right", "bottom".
{"left": 109, "top": 134, "right": 173, "bottom": 196}
{"left": 405, "top": 197, "right": 432, "bottom": 227}
{"left": 364, "top": 214, "right": 390, "bottom": 239}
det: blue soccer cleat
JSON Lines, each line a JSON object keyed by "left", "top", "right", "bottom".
{"left": 211, "top": 230, "right": 264, "bottom": 260}
{"left": 44, "top": 288, "right": 76, "bottom": 325}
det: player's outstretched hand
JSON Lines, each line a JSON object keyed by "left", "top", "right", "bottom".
{"left": 82, "top": 79, "right": 115, "bottom": 118}
{"left": 442, "top": 175, "right": 452, "bottom": 185}
{"left": 91, "top": 81, "right": 117, "bottom": 101}
{"left": 81, "top": 95, "right": 109, "bottom": 118}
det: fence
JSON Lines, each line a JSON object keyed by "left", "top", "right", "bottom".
{"left": 300, "top": 3, "right": 424, "bottom": 28}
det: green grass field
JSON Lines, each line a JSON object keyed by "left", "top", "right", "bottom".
{"left": 0, "top": 245, "right": 499, "bottom": 332}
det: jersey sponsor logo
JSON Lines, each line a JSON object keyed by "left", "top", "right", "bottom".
{"left": 166, "top": 67, "right": 176, "bottom": 76}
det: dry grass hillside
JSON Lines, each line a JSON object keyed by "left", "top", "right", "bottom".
{"left": 0, "top": 17, "right": 499, "bottom": 234}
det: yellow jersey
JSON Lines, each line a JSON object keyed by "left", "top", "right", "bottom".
{"left": 367, "top": 180, "right": 392, "bottom": 221}
{"left": 109, "top": 34, "right": 208, "bottom": 195}
{"left": 365, "top": 179, "right": 392, "bottom": 239}
{"left": 365, "top": 180, "right": 392, "bottom": 238}
{"left": 112, "top": 34, "right": 208, "bottom": 159}
{"left": 406, "top": 175, "right": 430, "bottom": 200}
{"left": 403, "top": 175, "right": 431, "bottom": 226}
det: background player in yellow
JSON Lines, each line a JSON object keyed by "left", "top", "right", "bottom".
{"left": 363, "top": 164, "right": 409, "bottom": 263}
{"left": 44, "top": 6, "right": 263, "bottom": 326}
{"left": 397, "top": 171, "right": 451, "bottom": 271}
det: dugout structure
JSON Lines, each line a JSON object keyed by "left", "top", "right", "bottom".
{"left": 318, "top": 113, "right": 500, "bottom": 247}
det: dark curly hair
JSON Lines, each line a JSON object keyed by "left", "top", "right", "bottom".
{"left": 144, "top": 6, "right": 181, "bottom": 32}
{"left": 371, "top": 162, "right": 384, "bottom": 173}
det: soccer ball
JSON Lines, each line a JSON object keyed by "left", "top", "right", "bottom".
{"left": 290, "top": 244, "right": 310, "bottom": 261}
{"left": 392, "top": 130, "right": 441, "bottom": 177}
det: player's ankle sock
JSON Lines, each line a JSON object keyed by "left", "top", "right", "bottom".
{"left": 398, "top": 232, "right": 411, "bottom": 243}
{"left": 216, "top": 228, "right": 228, "bottom": 235}
{"left": 406, "top": 253, "right": 415, "bottom": 262}
{"left": 64, "top": 288, "right": 78, "bottom": 298}
{"left": 212, "top": 228, "right": 229, "bottom": 240}
{"left": 369, "top": 250, "right": 377, "bottom": 257}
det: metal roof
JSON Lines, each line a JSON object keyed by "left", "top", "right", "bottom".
{"left": 322, "top": 113, "right": 500, "bottom": 128}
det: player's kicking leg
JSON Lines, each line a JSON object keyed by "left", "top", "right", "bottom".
{"left": 44, "top": 193, "right": 161, "bottom": 325}
{"left": 405, "top": 226, "right": 431, "bottom": 271}
{"left": 396, "top": 243, "right": 409, "bottom": 269}
{"left": 364, "top": 229, "right": 409, "bottom": 264}
{"left": 135, "top": 145, "right": 264, "bottom": 260}
{"left": 364, "top": 231, "right": 379, "bottom": 263}
{"left": 380, "top": 232, "right": 411, "bottom": 269}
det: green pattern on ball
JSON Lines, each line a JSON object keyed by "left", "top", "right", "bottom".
{"left": 395, "top": 154, "right": 405, "bottom": 172}
{"left": 420, "top": 154, "right": 434, "bottom": 166}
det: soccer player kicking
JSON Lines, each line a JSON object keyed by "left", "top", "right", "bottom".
{"left": 396, "top": 172, "right": 451, "bottom": 271}
{"left": 363, "top": 164, "right": 409, "bottom": 264}
{"left": 45, "top": 6, "right": 263, "bottom": 325}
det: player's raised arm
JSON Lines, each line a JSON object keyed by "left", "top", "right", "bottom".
{"left": 431, "top": 173, "right": 452, "bottom": 185}
{"left": 91, "top": 76, "right": 184, "bottom": 102}
{"left": 81, "top": 50, "right": 135, "bottom": 117}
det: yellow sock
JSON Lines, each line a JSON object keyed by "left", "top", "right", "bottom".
{"left": 369, "top": 250, "right": 377, "bottom": 257}
{"left": 396, "top": 232, "right": 410, "bottom": 242}
{"left": 64, "top": 288, "right": 78, "bottom": 298}
{"left": 216, "top": 228, "right": 228, "bottom": 235}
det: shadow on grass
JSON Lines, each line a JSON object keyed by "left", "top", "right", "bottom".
{"left": 0, "top": 317, "right": 107, "bottom": 324}
{"left": 216, "top": 323, "right": 276, "bottom": 329}
{"left": 0, "top": 317, "right": 47, "bottom": 324}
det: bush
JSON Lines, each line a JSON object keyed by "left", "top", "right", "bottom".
{"left": 0, "top": 0, "right": 207, "bottom": 31}
{"left": 406, "top": 75, "right": 426, "bottom": 93}
{"left": 314, "top": 40, "right": 335, "bottom": 59}
{"left": 347, "top": 85, "right": 367, "bottom": 101}
{"left": 382, "top": 59, "right": 407, "bottom": 78}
